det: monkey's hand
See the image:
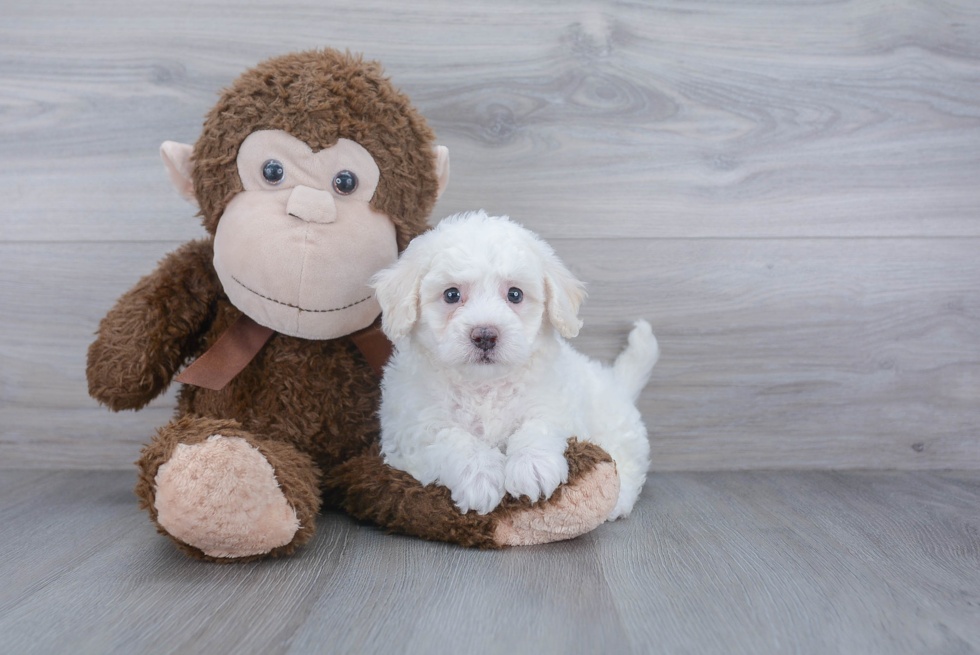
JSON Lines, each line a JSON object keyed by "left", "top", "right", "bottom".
{"left": 87, "top": 239, "right": 219, "bottom": 411}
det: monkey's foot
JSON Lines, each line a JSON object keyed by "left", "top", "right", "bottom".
{"left": 493, "top": 440, "right": 619, "bottom": 547}
{"left": 154, "top": 435, "right": 300, "bottom": 559}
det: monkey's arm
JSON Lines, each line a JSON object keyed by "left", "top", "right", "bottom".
{"left": 324, "top": 439, "right": 618, "bottom": 548}
{"left": 87, "top": 238, "right": 219, "bottom": 411}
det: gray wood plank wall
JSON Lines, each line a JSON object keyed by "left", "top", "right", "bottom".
{"left": 1, "top": 0, "right": 978, "bottom": 470}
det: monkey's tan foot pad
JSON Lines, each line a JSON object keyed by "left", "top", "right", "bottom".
{"left": 493, "top": 461, "right": 619, "bottom": 546}
{"left": 154, "top": 435, "right": 299, "bottom": 559}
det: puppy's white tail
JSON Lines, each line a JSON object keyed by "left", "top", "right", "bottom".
{"left": 613, "top": 320, "right": 659, "bottom": 402}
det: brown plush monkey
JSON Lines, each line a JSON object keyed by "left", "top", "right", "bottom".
{"left": 87, "top": 49, "right": 620, "bottom": 562}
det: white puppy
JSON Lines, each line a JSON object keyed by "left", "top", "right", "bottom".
{"left": 372, "top": 211, "right": 659, "bottom": 519}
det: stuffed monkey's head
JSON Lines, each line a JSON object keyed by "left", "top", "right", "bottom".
{"left": 161, "top": 49, "right": 450, "bottom": 339}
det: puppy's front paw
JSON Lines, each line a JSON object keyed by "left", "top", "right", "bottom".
{"left": 445, "top": 448, "right": 506, "bottom": 515}
{"left": 504, "top": 448, "right": 569, "bottom": 502}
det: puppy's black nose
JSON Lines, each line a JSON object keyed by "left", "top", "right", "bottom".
{"left": 470, "top": 326, "right": 498, "bottom": 351}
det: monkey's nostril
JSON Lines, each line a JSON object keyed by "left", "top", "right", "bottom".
{"left": 470, "top": 326, "right": 498, "bottom": 351}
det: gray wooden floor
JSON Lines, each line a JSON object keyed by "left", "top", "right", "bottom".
{"left": 1, "top": 470, "right": 978, "bottom": 655}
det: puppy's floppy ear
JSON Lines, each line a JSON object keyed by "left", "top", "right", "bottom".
{"left": 537, "top": 241, "right": 587, "bottom": 339}
{"left": 371, "top": 240, "right": 430, "bottom": 342}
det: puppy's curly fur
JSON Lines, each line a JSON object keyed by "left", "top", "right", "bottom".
{"left": 375, "top": 212, "right": 660, "bottom": 519}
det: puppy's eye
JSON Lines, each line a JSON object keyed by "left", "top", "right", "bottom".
{"left": 332, "top": 170, "right": 358, "bottom": 195}
{"left": 507, "top": 287, "right": 523, "bottom": 304}
{"left": 444, "top": 288, "right": 461, "bottom": 304}
{"left": 262, "top": 159, "right": 285, "bottom": 185}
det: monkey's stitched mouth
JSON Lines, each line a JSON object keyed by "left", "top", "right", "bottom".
{"left": 231, "top": 275, "right": 373, "bottom": 313}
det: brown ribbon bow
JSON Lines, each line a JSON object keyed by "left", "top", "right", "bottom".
{"left": 174, "top": 314, "right": 393, "bottom": 391}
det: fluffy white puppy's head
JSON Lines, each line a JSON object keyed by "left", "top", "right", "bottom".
{"left": 371, "top": 211, "right": 586, "bottom": 376}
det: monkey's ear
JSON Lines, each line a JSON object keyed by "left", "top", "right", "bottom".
{"left": 433, "top": 145, "right": 450, "bottom": 200}
{"left": 371, "top": 242, "right": 430, "bottom": 342}
{"left": 160, "top": 141, "right": 199, "bottom": 207}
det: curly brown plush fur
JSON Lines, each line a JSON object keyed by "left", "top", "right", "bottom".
{"left": 192, "top": 49, "right": 439, "bottom": 248}
{"left": 88, "top": 49, "right": 617, "bottom": 561}
{"left": 87, "top": 239, "right": 219, "bottom": 411}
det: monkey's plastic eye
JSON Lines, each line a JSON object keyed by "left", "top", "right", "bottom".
{"left": 333, "top": 170, "right": 358, "bottom": 195}
{"left": 262, "top": 159, "right": 284, "bottom": 185}
{"left": 444, "top": 288, "right": 461, "bottom": 304}
{"left": 507, "top": 288, "right": 523, "bottom": 304}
